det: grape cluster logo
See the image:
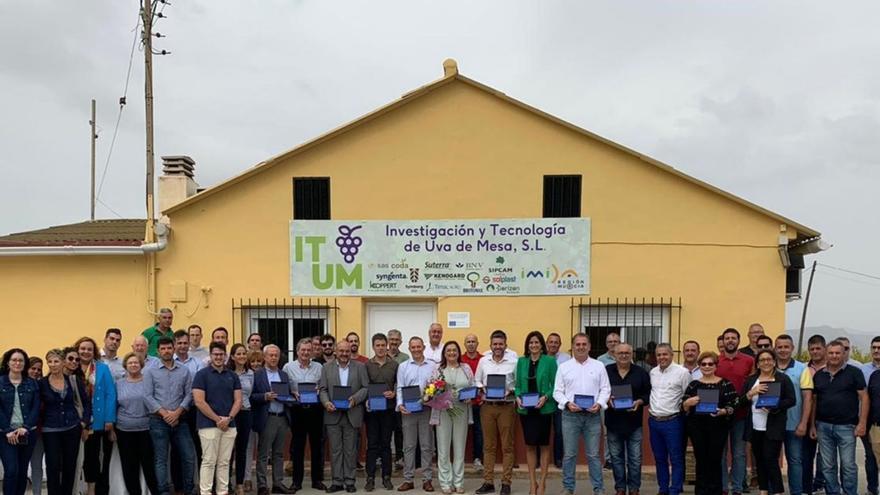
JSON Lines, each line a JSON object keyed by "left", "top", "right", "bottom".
{"left": 335, "top": 225, "right": 363, "bottom": 264}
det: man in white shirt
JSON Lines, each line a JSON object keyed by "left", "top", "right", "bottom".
{"left": 546, "top": 332, "right": 570, "bottom": 469}
{"left": 422, "top": 323, "right": 444, "bottom": 364}
{"left": 648, "top": 343, "right": 692, "bottom": 495}
{"left": 552, "top": 333, "right": 611, "bottom": 495}
{"left": 474, "top": 330, "right": 518, "bottom": 495}
{"left": 188, "top": 324, "right": 209, "bottom": 362}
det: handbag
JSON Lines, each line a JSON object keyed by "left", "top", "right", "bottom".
{"left": 69, "top": 375, "right": 84, "bottom": 421}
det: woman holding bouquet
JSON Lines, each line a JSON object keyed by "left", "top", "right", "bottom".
{"left": 429, "top": 341, "right": 474, "bottom": 494}
{"left": 515, "top": 331, "right": 558, "bottom": 495}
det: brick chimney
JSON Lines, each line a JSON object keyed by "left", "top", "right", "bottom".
{"left": 159, "top": 155, "right": 199, "bottom": 212}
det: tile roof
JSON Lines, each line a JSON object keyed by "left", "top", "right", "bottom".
{"left": 0, "top": 219, "right": 147, "bottom": 247}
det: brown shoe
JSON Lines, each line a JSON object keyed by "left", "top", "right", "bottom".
{"left": 616, "top": 491, "right": 626, "bottom": 495}
{"left": 423, "top": 481, "right": 435, "bottom": 492}
{"left": 628, "top": 491, "right": 639, "bottom": 495}
{"left": 397, "top": 482, "right": 415, "bottom": 492}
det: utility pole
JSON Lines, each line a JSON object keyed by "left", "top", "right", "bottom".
{"left": 796, "top": 260, "right": 818, "bottom": 356}
{"left": 142, "top": 0, "right": 156, "bottom": 242}
{"left": 90, "top": 99, "right": 96, "bottom": 221}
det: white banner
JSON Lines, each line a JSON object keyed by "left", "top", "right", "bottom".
{"left": 290, "top": 218, "right": 590, "bottom": 296}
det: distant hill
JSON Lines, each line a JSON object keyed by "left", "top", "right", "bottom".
{"left": 788, "top": 325, "right": 877, "bottom": 354}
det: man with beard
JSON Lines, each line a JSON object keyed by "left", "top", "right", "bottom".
{"left": 716, "top": 328, "right": 755, "bottom": 495}
{"left": 316, "top": 334, "right": 336, "bottom": 365}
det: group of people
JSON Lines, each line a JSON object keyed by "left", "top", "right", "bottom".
{"left": 2, "top": 310, "right": 880, "bottom": 495}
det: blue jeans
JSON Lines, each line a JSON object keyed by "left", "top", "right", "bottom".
{"left": 721, "top": 417, "right": 747, "bottom": 493}
{"left": 803, "top": 434, "right": 826, "bottom": 493}
{"left": 562, "top": 410, "right": 604, "bottom": 493}
{"left": 863, "top": 434, "right": 879, "bottom": 494}
{"left": 784, "top": 430, "right": 804, "bottom": 495}
{"left": 607, "top": 427, "right": 642, "bottom": 492}
{"left": 649, "top": 416, "right": 685, "bottom": 495}
{"left": 0, "top": 436, "right": 37, "bottom": 495}
{"left": 816, "top": 422, "right": 858, "bottom": 495}
{"left": 150, "top": 416, "right": 196, "bottom": 495}
{"left": 471, "top": 404, "right": 483, "bottom": 461}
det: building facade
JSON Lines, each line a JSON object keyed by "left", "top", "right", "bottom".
{"left": 0, "top": 60, "right": 821, "bottom": 364}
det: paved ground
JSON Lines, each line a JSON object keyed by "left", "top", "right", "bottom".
{"left": 24, "top": 441, "right": 873, "bottom": 494}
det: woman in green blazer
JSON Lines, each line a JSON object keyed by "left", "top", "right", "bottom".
{"left": 515, "top": 331, "right": 558, "bottom": 495}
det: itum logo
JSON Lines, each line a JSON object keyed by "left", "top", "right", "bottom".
{"left": 335, "top": 225, "right": 363, "bottom": 264}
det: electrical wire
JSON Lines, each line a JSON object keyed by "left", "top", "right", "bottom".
{"left": 96, "top": 198, "right": 125, "bottom": 219}
{"left": 817, "top": 263, "right": 880, "bottom": 282}
{"left": 816, "top": 268, "right": 880, "bottom": 288}
{"left": 96, "top": 11, "right": 141, "bottom": 198}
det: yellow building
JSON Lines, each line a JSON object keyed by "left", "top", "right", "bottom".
{"left": 0, "top": 60, "right": 823, "bottom": 362}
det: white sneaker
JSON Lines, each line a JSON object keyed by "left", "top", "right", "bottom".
{"left": 473, "top": 458, "right": 483, "bottom": 471}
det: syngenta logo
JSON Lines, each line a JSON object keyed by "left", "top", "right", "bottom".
{"left": 294, "top": 235, "right": 363, "bottom": 290}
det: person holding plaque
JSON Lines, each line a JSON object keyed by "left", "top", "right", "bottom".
{"left": 364, "top": 333, "right": 399, "bottom": 492}
{"left": 682, "top": 351, "right": 739, "bottom": 495}
{"left": 396, "top": 336, "right": 438, "bottom": 492}
{"left": 427, "top": 340, "right": 473, "bottom": 494}
{"left": 552, "top": 333, "right": 611, "bottom": 495}
{"left": 743, "top": 349, "right": 796, "bottom": 495}
{"left": 320, "top": 339, "right": 369, "bottom": 493}
{"left": 251, "top": 344, "right": 294, "bottom": 494}
{"left": 283, "top": 337, "right": 326, "bottom": 491}
{"left": 605, "top": 343, "right": 651, "bottom": 495}
{"left": 474, "top": 330, "right": 519, "bottom": 495}
{"left": 514, "top": 331, "right": 558, "bottom": 495}
{"left": 647, "top": 343, "right": 692, "bottom": 495}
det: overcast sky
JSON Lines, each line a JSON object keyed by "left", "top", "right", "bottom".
{"left": 1, "top": 1, "right": 878, "bottom": 333}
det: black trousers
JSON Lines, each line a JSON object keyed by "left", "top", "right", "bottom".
{"left": 43, "top": 426, "right": 81, "bottom": 495}
{"left": 393, "top": 411, "right": 404, "bottom": 461}
{"left": 688, "top": 418, "right": 729, "bottom": 495}
{"left": 752, "top": 430, "right": 784, "bottom": 493}
{"left": 116, "top": 429, "right": 160, "bottom": 495}
{"left": 83, "top": 429, "right": 112, "bottom": 494}
{"left": 233, "top": 409, "right": 253, "bottom": 485}
{"left": 291, "top": 405, "right": 325, "bottom": 486}
{"left": 172, "top": 408, "right": 202, "bottom": 490}
{"left": 366, "top": 409, "right": 395, "bottom": 479}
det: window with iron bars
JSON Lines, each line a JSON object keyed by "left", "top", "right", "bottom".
{"left": 233, "top": 298, "right": 337, "bottom": 364}
{"left": 575, "top": 298, "right": 681, "bottom": 363}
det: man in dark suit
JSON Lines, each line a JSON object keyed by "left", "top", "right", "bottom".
{"left": 251, "top": 344, "right": 294, "bottom": 495}
{"left": 320, "top": 340, "right": 369, "bottom": 493}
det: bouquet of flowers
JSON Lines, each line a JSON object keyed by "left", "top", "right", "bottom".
{"left": 424, "top": 373, "right": 461, "bottom": 417}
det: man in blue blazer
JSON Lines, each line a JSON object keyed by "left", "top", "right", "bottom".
{"left": 251, "top": 345, "right": 294, "bottom": 495}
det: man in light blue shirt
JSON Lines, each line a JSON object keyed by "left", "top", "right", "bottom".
{"left": 597, "top": 333, "right": 620, "bottom": 366}
{"left": 174, "top": 330, "right": 204, "bottom": 376}
{"left": 396, "top": 336, "right": 438, "bottom": 491}
{"left": 776, "top": 334, "right": 813, "bottom": 495}
{"left": 144, "top": 336, "right": 196, "bottom": 495}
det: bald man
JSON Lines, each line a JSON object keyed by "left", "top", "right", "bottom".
{"left": 421, "top": 323, "right": 443, "bottom": 364}
{"left": 461, "top": 334, "right": 485, "bottom": 471}
{"left": 132, "top": 335, "right": 161, "bottom": 370}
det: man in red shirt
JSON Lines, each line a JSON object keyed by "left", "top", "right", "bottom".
{"left": 461, "top": 333, "right": 484, "bottom": 472}
{"left": 715, "top": 327, "right": 755, "bottom": 495}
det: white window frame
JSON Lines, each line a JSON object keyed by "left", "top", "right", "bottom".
{"left": 247, "top": 307, "right": 329, "bottom": 362}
